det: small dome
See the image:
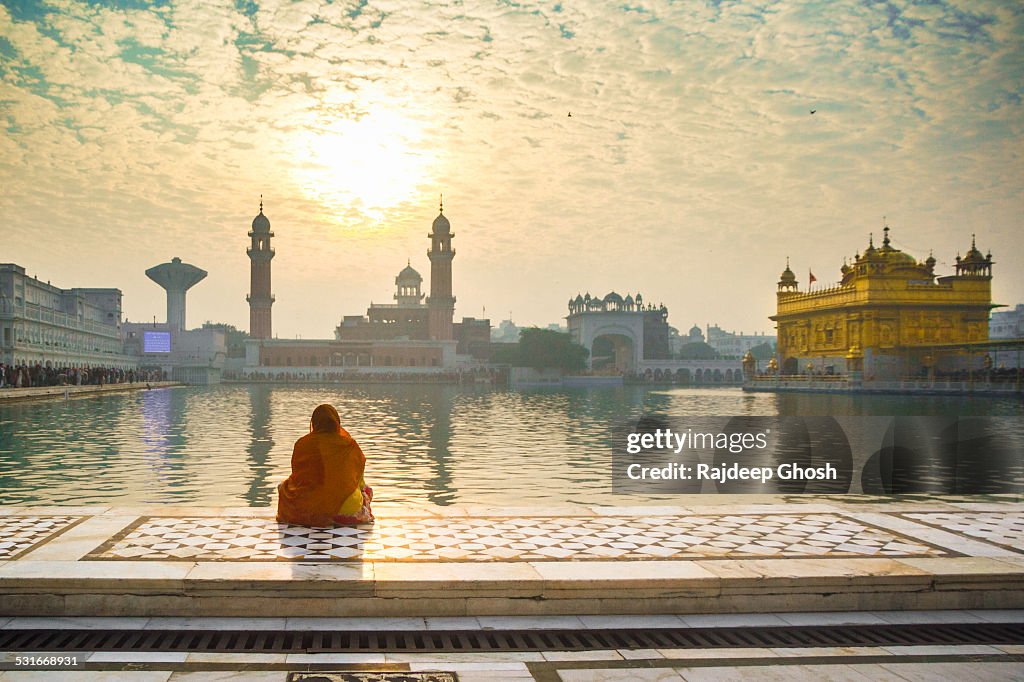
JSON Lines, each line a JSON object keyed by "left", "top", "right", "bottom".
{"left": 397, "top": 263, "right": 422, "bottom": 283}
{"left": 779, "top": 265, "right": 797, "bottom": 284}
{"left": 251, "top": 208, "right": 270, "bottom": 232}
{"left": 962, "top": 235, "right": 986, "bottom": 263}
{"left": 432, "top": 211, "right": 450, "bottom": 234}
{"left": 623, "top": 294, "right": 634, "bottom": 305}
{"left": 885, "top": 250, "right": 917, "bottom": 265}
{"left": 603, "top": 291, "right": 623, "bottom": 304}
{"left": 574, "top": 294, "right": 584, "bottom": 304}
{"left": 689, "top": 324, "right": 702, "bottom": 336}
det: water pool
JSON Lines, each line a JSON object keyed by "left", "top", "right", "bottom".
{"left": 0, "top": 384, "right": 1020, "bottom": 506}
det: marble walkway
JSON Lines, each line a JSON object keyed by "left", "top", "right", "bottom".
{"left": 0, "top": 495, "right": 1021, "bottom": 618}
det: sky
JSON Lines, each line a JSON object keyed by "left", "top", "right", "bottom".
{"left": 1, "top": 0, "right": 1022, "bottom": 339}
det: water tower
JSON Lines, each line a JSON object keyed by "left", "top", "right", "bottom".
{"left": 145, "top": 257, "right": 207, "bottom": 332}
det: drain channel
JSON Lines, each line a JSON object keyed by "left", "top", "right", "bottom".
{"left": 0, "top": 623, "right": 1021, "bottom": 653}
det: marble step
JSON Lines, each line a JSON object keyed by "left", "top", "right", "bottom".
{"left": 1, "top": 555, "right": 1022, "bottom": 617}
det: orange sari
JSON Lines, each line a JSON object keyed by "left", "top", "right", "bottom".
{"left": 276, "top": 426, "right": 373, "bottom": 527}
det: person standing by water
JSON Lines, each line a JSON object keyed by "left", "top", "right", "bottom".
{"left": 277, "top": 403, "right": 374, "bottom": 527}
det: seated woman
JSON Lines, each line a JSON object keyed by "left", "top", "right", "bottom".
{"left": 277, "top": 404, "right": 373, "bottom": 527}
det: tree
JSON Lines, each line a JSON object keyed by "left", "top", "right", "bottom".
{"left": 490, "top": 342, "right": 520, "bottom": 365}
{"left": 202, "top": 322, "right": 250, "bottom": 358}
{"left": 677, "top": 341, "right": 719, "bottom": 360}
{"left": 490, "top": 328, "right": 589, "bottom": 371}
{"left": 748, "top": 341, "right": 776, "bottom": 362}
{"left": 517, "top": 327, "right": 589, "bottom": 371}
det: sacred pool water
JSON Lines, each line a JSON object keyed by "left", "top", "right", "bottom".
{"left": 0, "top": 384, "right": 1021, "bottom": 507}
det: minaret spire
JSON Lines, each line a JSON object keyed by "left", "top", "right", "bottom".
{"left": 439, "top": 193, "right": 444, "bottom": 214}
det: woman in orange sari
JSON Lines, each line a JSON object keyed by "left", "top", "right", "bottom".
{"left": 277, "top": 404, "right": 374, "bottom": 527}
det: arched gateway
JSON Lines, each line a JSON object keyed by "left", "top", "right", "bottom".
{"left": 566, "top": 291, "right": 670, "bottom": 373}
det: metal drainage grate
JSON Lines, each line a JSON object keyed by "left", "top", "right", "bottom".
{"left": 0, "top": 623, "right": 1021, "bottom": 653}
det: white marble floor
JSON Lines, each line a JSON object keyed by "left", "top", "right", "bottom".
{"left": 73, "top": 512, "right": 955, "bottom": 563}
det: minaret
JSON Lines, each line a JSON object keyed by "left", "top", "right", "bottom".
{"left": 427, "top": 195, "right": 456, "bottom": 340}
{"left": 247, "top": 198, "right": 275, "bottom": 339}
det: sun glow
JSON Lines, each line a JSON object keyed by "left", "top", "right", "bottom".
{"left": 292, "top": 108, "right": 434, "bottom": 222}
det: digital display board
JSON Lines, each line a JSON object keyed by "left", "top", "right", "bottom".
{"left": 143, "top": 331, "right": 172, "bottom": 353}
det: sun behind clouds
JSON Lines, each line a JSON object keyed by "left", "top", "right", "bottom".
{"left": 290, "top": 106, "right": 435, "bottom": 223}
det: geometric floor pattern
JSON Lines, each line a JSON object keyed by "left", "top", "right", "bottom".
{"left": 85, "top": 513, "right": 949, "bottom": 562}
{"left": 904, "top": 511, "right": 1024, "bottom": 554}
{"left": 0, "top": 515, "right": 81, "bottom": 559}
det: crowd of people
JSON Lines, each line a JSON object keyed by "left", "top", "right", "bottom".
{"left": 229, "top": 370, "right": 499, "bottom": 384}
{"left": 0, "top": 363, "right": 166, "bottom": 389}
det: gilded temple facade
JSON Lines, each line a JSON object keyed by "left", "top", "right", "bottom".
{"left": 770, "top": 228, "right": 995, "bottom": 380}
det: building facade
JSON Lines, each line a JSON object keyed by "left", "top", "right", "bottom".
{"left": 335, "top": 263, "right": 431, "bottom": 341}
{"left": 0, "top": 263, "right": 136, "bottom": 369}
{"left": 771, "top": 228, "right": 994, "bottom": 379}
{"left": 332, "top": 202, "right": 490, "bottom": 361}
{"left": 251, "top": 201, "right": 484, "bottom": 374}
{"left": 705, "top": 325, "right": 775, "bottom": 358}
{"left": 990, "top": 304, "right": 1024, "bottom": 339}
{"left": 566, "top": 291, "right": 671, "bottom": 373}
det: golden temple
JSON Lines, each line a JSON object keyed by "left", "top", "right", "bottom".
{"left": 770, "top": 227, "right": 996, "bottom": 380}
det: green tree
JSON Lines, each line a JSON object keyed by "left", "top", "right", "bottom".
{"left": 748, "top": 341, "right": 776, "bottom": 362}
{"left": 517, "top": 328, "right": 589, "bottom": 371}
{"left": 490, "top": 342, "right": 521, "bottom": 365}
{"left": 677, "top": 341, "right": 719, "bottom": 360}
{"left": 202, "top": 322, "right": 250, "bottom": 358}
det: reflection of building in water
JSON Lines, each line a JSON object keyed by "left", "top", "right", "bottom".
{"left": 0, "top": 263, "right": 136, "bottom": 369}
{"left": 246, "top": 200, "right": 491, "bottom": 374}
{"left": 771, "top": 227, "right": 996, "bottom": 380}
{"left": 244, "top": 385, "right": 276, "bottom": 506}
{"left": 423, "top": 385, "right": 455, "bottom": 506}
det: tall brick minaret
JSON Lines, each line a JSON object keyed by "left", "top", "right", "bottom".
{"left": 247, "top": 198, "right": 275, "bottom": 339}
{"left": 427, "top": 196, "right": 455, "bottom": 340}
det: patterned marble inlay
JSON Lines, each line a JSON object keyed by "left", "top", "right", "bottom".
{"left": 86, "top": 514, "right": 948, "bottom": 562}
{"left": 904, "top": 511, "right": 1024, "bottom": 554}
{"left": 0, "top": 515, "right": 82, "bottom": 559}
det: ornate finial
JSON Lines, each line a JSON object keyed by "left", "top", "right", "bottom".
{"left": 407, "top": 258, "right": 411, "bottom": 266}
{"left": 971, "top": 233, "right": 976, "bottom": 249}
{"left": 869, "top": 232, "right": 874, "bottom": 248}
{"left": 439, "top": 193, "right": 444, "bottom": 214}
{"left": 786, "top": 256, "right": 790, "bottom": 268}
{"left": 259, "top": 194, "right": 263, "bottom": 213}
{"left": 883, "top": 225, "right": 890, "bottom": 247}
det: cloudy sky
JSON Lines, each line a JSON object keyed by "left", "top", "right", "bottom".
{"left": 2, "top": 0, "right": 1021, "bottom": 338}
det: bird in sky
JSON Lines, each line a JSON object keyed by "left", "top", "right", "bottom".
{"left": 810, "top": 109, "right": 817, "bottom": 114}
{"left": 568, "top": 112, "right": 572, "bottom": 117}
